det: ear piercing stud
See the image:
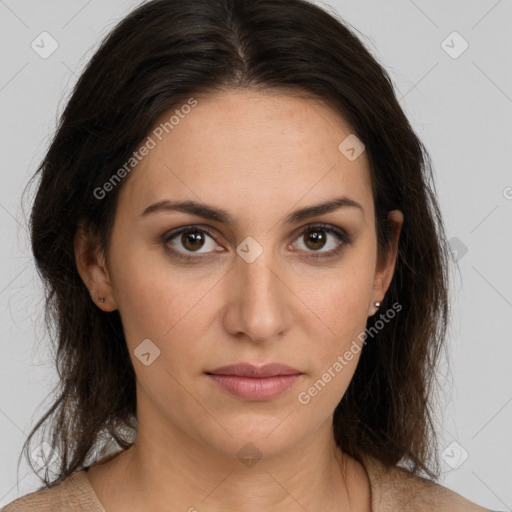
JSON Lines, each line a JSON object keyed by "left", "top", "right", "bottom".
{"left": 98, "top": 296, "right": 381, "bottom": 308}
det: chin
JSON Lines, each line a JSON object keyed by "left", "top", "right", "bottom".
{"left": 196, "top": 417, "right": 307, "bottom": 463}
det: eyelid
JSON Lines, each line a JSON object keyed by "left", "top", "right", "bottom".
{"left": 161, "top": 223, "right": 351, "bottom": 261}
{"left": 161, "top": 224, "right": 222, "bottom": 258}
{"left": 290, "top": 223, "right": 351, "bottom": 260}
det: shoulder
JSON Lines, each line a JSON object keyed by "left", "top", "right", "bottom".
{"left": 360, "top": 453, "right": 497, "bottom": 512}
{"left": 1, "top": 471, "right": 105, "bottom": 512}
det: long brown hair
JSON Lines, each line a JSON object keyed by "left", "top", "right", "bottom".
{"left": 20, "top": 0, "right": 450, "bottom": 487}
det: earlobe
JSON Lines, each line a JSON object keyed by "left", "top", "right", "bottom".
{"left": 368, "top": 300, "right": 381, "bottom": 316}
{"left": 74, "top": 224, "right": 117, "bottom": 311}
{"left": 369, "top": 209, "right": 404, "bottom": 316}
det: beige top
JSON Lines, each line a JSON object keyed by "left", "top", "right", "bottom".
{"left": 2, "top": 452, "right": 496, "bottom": 511}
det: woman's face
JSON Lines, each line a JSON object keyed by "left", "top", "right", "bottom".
{"left": 82, "top": 88, "right": 402, "bottom": 461}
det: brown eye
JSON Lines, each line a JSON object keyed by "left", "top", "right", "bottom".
{"left": 180, "top": 230, "right": 206, "bottom": 252}
{"left": 293, "top": 224, "right": 351, "bottom": 260}
{"left": 162, "top": 223, "right": 351, "bottom": 263}
{"left": 303, "top": 228, "right": 328, "bottom": 251}
{"left": 163, "top": 226, "right": 220, "bottom": 259}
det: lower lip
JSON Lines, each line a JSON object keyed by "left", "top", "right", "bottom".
{"left": 206, "top": 374, "right": 302, "bottom": 400}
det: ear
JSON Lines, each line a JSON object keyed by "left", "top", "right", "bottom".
{"left": 369, "top": 209, "right": 404, "bottom": 316}
{"left": 74, "top": 223, "right": 118, "bottom": 311}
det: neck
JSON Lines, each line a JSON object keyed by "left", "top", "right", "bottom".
{"left": 102, "top": 419, "right": 371, "bottom": 512}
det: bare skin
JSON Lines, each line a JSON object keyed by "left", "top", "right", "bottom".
{"left": 75, "top": 88, "right": 403, "bottom": 512}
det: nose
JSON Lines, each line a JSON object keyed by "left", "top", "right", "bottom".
{"left": 222, "top": 246, "right": 294, "bottom": 343}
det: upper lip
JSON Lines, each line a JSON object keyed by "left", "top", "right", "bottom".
{"left": 206, "top": 363, "right": 302, "bottom": 377}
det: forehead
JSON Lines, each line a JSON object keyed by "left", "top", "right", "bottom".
{"left": 117, "top": 88, "right": 373, "bottom": 224}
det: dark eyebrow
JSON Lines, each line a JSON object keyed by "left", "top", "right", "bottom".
{"left": 140, "top": 196, "right": 364, "bottom": 224}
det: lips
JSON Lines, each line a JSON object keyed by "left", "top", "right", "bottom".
{"left": 206, "top": 362, "right": 302, "bottom": 377}
{"left": 205, "top": 363, "right": 303, "bottom": 400}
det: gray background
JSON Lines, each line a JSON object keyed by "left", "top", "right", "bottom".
{"left": 0, "top": 0, "right": 511, "bottom": 509}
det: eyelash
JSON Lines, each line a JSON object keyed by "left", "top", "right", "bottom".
{"left": 161, "top": 223, "right": 352, "bottom": 262}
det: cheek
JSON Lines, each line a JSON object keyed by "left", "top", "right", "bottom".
{"left": 108, "top": 241, "right": 176, "bottom": 340}
{"left": 109, "top": 242, "right": 218, "bottom": 364}
{"left": 310, "top": 264, "right": 375, "bottom": 340}
{"left": 299, "top": 253, "right": 375, "bottom": 388}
